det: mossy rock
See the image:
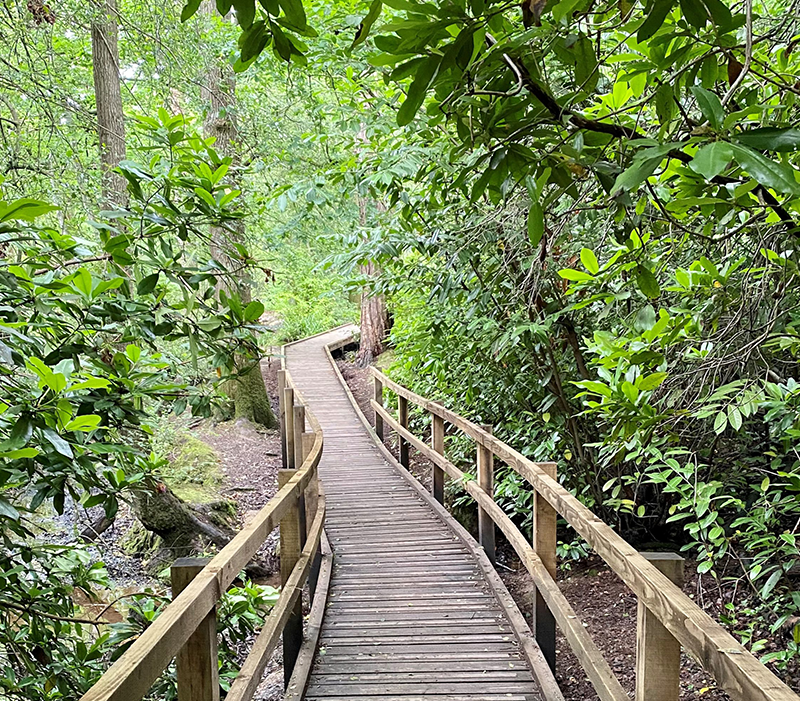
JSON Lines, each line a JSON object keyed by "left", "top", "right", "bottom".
{"left": 163, "top": 434, "right": 223, "bottom": 503}
{"left": 120, "top": 521, "right": 163, "bottom": 558}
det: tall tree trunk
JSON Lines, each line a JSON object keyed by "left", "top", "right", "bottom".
{"left": 354, "top": 195, "right": 388, "bottom": 367}
{"left": 91, "top": 0, "right": 126, "bottom": 206}
{"left": 202, "top": 19, "right": 276, "bottom": 429}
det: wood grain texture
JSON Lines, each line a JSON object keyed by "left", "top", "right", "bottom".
{"left": 171, "top": 559, "right": 219, "bottom": 701}
{"left": 636, "top": 553, "right": 684, "bottom": 701}
{"left": 286, "top": 329, "right": 546, "bottom": 701}
{"left": 371, "top": 368, "right": 800, "bottom": 701}
{"left": 477, "top": 424, "right": 495, "bottom": 565}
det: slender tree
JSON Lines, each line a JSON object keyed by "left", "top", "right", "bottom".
{"left": 202, "top": 7, "right": 276, "bottom": 428}
{"left": 90, "top": 0, "right": 126, "bottom": 205}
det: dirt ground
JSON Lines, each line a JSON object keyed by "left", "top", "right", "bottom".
{"left": 335, "top": 355, "right": 800, "bottom": 701}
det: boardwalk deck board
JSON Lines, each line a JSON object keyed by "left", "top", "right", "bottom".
{"left": 286, "top": 329, "right": 543, "bottom": 701}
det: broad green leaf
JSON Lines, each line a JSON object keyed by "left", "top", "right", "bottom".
{"left": 180, "top": 0, "right": 202, "bottom": 21}
{"left": 638, "top": 0, "right": 675, "bottom": 41}
{"left": 730, "top": 144, "right": 800, "bottom": 196}
{"left": 244, "top": 300, "right": 265, "bottom": 322}
{"left": 580, "top": 248, "right": 599, "bottom": 275}
{"left": 713, "top": 411, "right": 727, "bottom": 433}
{"left": 0, "top": 198, "right": 58, "bottom": 222}
{"left": 44, "top": 428, "right": 73, "bottom": 458}
{"left": 558, "top": 268, "right": 594, "bottom": 282}
{"left": 690, "top": 86, "right": 725, "bottom": 130}
{"left": 137, "top": 273, "right": 160, "bottom": 295}
{"left": 635, "top": 265, "right": 660, "bottom": 298}
{"left": 638, "top": 372, "right": 667, "bottom": 391}
{"left": 65, "top": 415, "right": 102, "bottom": 432}
{"left": 679, "top": 0, "right": 706, "bottom": 27}
{"left": 352, "top": 0, "right": 383, "bottom": 49}
{"left": 728, "top": 405, "right": 743, "bottom": 430}
{"left": 527, "top": 201, "right": 544, "bottom": 246}
{"left": 690, "top": 142, "right": 734, "bottom": 180}
{"left": 573, "top": 34, "right": 598, "bottom": 92}
{"left": 232, "top": 0, "right": 255, "bottom": 28}
{"left": 397, "top": 53, "right": 441, "bottom": 127}
{"left": 278, "top": 0, "right": 307, "bottom": 28}
{"left": 735, "top": 127, "right": 800, "bottom": 153}
{"left": 0, "top": 499, "right": 20, "bottom": 521}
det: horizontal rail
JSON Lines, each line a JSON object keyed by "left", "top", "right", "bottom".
{"left": 373, "top": 401, "right": 626, "bottom": 701}
{"left": 371, "top": 367, "right": 800, "bottom": 701}
{"left": 82, "top": 367, "right": 324, "bottom": 701}
{"left": 226, "top": 488, "right": 326, "bottom": 701}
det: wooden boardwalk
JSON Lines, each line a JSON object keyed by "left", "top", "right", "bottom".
{"left": 286, "top": 329, "right": 543, "bottom": 701}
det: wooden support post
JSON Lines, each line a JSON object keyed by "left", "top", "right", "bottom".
{"left": 398, "top": 395, "right": 409, "bottom": 469}
{"left": 284, "top": 387, "right": 295, "bottom": 470}
{"left": 171, "top": 558, "right": 219, "bottom": 701}
{"left": 373, "top": 376, "right": 384, "bottom": 441}
{"left": 477, "top": 425, "right": 495, "bottom": 565}
{"left": 636, "top": 552, "right": 684, "bottom": 701}
{"left": 534, "top": 461, "right": 558, "bottom": 674}
{"left": 278, "top": 370, "right": 287, "bottom": 469}
{"left": 431, "top": 406, "right": 445, "bottom": 505}
{"left": 278, "top": 470, "right": 303, "bottom": 688}
{"left": 292, "top": 404, "right": 307, "bottom": 547}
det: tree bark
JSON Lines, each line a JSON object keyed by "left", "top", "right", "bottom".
{"left": 202, "top": 13, "right": 276, "bottom": 429}
{"left": 355, "top": 195, "right": 388, "bottom": 367}
{"left": 91, "top": 0, "right": 127, "bottom": 207}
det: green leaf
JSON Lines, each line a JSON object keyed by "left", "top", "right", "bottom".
{"left": 232, "top": 0, "right": 256, "bottom": 28}
{"left": 180, "top": 0, "right": 202, "bottom": 21}
{"left": 713, "top": 410, "right": 727, "bottom": 434}
{"left": 690, "top": 142, "right": 734, "bottom": 180}
{"left": 244, "top": 301, "right": 265, "bottom": 322}
{"left": 0, "top": 198, "right": 59, "bottom": 222}
{"left": 278, "top": 0, "right": 307, "bottom": 28}
{"left": 137, "top": 273, "right": 160, "bottom": 296}
{"left": 735, "top": 127, "right": 800, "bottom": 153}
{"left": 238, "top": 20, "right": 268, "bottom": 62}
{"left": 679, "top": 0, "right": 707, "bottom": 27}
{"left": 728, "top": 405, "right": 743, "bottom": 430}
{"left": 654, "top": 84, "right": 675, "bottom": 124}
{"left": 638, "top": 372, "right": 668, "bottom": 391}
{"left": 0, "top": 499, "right": 20, "bottom": 521}
{"left": 44, "top": 428, "right": 73, "bottom": 458}
{"left": 573, "top": 34, "right": 598, "bottom": 92}
{"left": 638, "top": 0, "right": 675, "bottom": 41}
{"left": 194, "top": 187, "right": 217, "bottom": 209}
{"left": 635, "top": 265, "right": 660, "bottom": 298}
{"left": 690, "top": 86, "right": 725, "bottom": 130}
{"left": 761, "top": 569, "right": 782, "bottom": 599}
{"left": 702, "top": 0, "right": 732, "bottom": 28}
{"left": 611, "top": 143, "right": 681, "bottom": 195}
{"left": 580, "top": 248, "right": 599, "bottom": 275}
{"left": 1, "top": 417, "right": 32, "bottom": 451}
{"left": 352, "top": 0, "right": 382, "bottom": 49}
{"left": 730, "top": 144, "right": 800, "bottom": 196}
{"left": 527, "top": 201, "right": 544, "bottom": 246}
{"left": 558, "top": 268, "right": 595, "bottom": 282}
{"left": 65, "top": 415, "right": 102, "bottom": 432}
{"left": 397, "top": 53, "right": 441, "bottom": 127}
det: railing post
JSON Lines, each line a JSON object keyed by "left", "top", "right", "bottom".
{"left": 373, "top": 376, "right": 384, "bottom": 441}
{"left": 284, "top": 387, "right": 295, "bottom": 470}
{"left": 636, "top": 552, "right": 684, "bottom": 701}
{"left": 398, "top": 395, "right": 409, "bottom": 469}
{"left": 292, "top": 404, "right": 308, "bottom": 547}
{"left": 430, "top": 404, "right": 445, "bottom": 504}
{"left": 278, "top": 369, "right": 287, "bottom": 469}
{"left": 171, "top": 558, "right": 219, "bottom": 701}
{"left": 278, "top": 469, "right": 303, "bottom": 688}
{"left": 477, "top": 426, "right": 495, "bottom": 565}
{"left": 534, "top": 461, "right": 558, "bottom": 674}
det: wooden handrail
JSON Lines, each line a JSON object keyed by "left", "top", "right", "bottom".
{"left": 81, "top": 367, "right": 325, "bottom": 701}
{"left": 370, "top": 366, "right": 800, "bottom": 701}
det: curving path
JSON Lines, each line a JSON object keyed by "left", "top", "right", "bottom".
{"left": 285, "top": 328, "right": 544, "bottom": 701}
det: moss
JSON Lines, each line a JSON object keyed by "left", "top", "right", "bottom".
{"left": 119, "top": 521, "right": 163, "bottom": 558}
{"left": 162, "top": 435, "right": 223, "bottom": 504}
{"left": 230, "top": 363, "right": 277, "bottom": 429}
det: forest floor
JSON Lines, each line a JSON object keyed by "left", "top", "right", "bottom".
{"left": 335, "top": 354, "right": 780, "bottom": 701}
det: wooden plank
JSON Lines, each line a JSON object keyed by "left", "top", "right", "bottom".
{"left": 225, "top": 491, "right": 326, "bottom": 701}
{"left": 477, "top": 424, "right": 495, "bottom": 565}
{"left": 431, "top": 404, "right": 445, "bottom": 504}
{"left": 170, "top": 558, "right": 219, "bottom": 701}
{"left": 398, "top": 394, "right": 409, "bottom": 469}
{"left": 373, "top": 375, "right": 384, "bottom": 441}
{"left": 636, "top": 552, "right": 684, "bottom": 701}
{"left": 284, "top": 386, "right": 295, "bottom": 470}
{"left": 372, "top": 400, "right": 625, "bottom": 701}
{"left": 278, "top": 368, "right": 287, "bottom": 468}
{"left": 370, "top": 374, "right": 800, "bottom": 701}
{"left": 279, "top": 468, "right": 304, "bottom": 687}
{"left": 534, "top": 461, "right": 556, "bottom": 673}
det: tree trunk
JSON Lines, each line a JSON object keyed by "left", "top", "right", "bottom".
{"left": 354, "top": 193, "right": 388, "bottom": 367}
{"left": 202, "top": 13, "right": 276, "bottom": 429}
{"left": 91, "top": 0, "right": 126, "bottom": 207}
{"left": 356, "top": 260, "right": 387, "bottom": 366}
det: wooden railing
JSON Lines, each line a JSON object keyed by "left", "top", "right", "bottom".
{"left": 370, "top": 367, "right": 800, "bottom": 701}
{"left": 81, "top": 368, "right": 325, "bottom": 701}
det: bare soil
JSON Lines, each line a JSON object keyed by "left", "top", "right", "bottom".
{"left": 334, "top": 355, "right": 800, "bottom": 700}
